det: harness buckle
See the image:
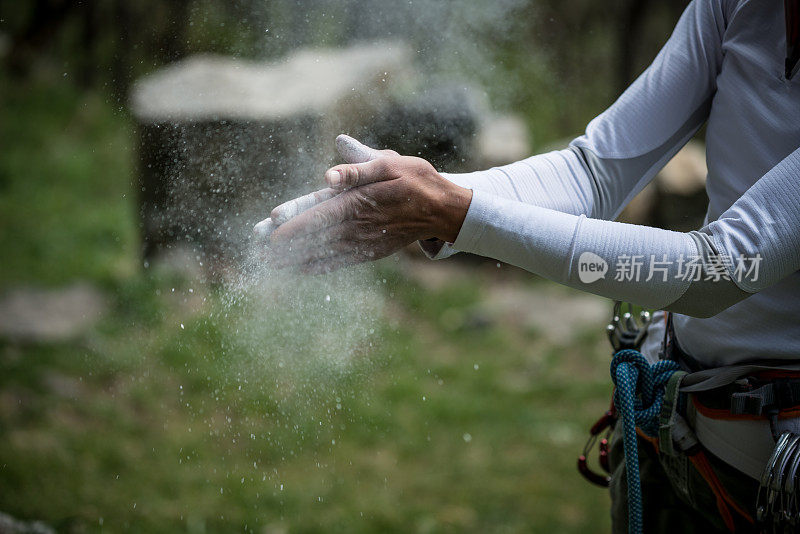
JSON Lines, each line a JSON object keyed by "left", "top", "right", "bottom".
{"left": 730, "top": 390, "right": 769, "bottom": 416}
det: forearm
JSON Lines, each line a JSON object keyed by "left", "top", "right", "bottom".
{"left": 425, "top": 147, "right": 597, "bottom": 259}
{"left": 451, "top": 189, "right": 771, "bottom": 317}
{"left": 453, "top": 190, "right": 699, "bottom": 310}
{"left": 441, "top": 146, "right": 596, "bottom": 217}
{"left": 449, "top": 143, "right": 800, "bottom": 316}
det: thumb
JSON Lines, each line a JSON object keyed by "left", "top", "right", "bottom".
{"left": 336, "top": 134, "right": 398, "bottom": 163}
{"left": 335, "top": 134, "right": 383, "bottom": 164}
{"left": 325, "top": 156, "right": 395, "bottom": 189}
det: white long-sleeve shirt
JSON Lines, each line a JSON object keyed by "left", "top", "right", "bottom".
{"left": 430, "top": 0, "right": 800, "bottom": 477}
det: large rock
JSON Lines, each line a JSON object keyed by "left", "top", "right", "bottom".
{"left": 0, "top": 284, "right": 106, "bottom": 343}
{"left": 652, "top": 140, "right": 709, "bottom": 232}
{"left": 131, "top": 45, "right": 415, "bottom": 124}
{"left": 360, "top": 84, "right": 479, "bottom": 171}
{"left": 474, "top": 114, "right": 531, "bottom": 168}
{"left": 618, "top": 140, "right": 708, "bottom": 230}
{"left": 0, "top": 512, "right": 54, "bottom": 534}
{"left": 130, "top": 43, "right": 415, "bottom": 272}
{"left": 658, "top": 141, "right": 707, "bottom": 195}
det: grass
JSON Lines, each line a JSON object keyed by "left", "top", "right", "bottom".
{"left": 0, "top": 74, "right": 138, "bottom": 286}
{"left": 0, "top": 74, "right": 615, "bottom": 532}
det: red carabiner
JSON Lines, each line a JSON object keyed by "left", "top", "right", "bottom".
{"left": 599, "top": 437, "right": 611, "bottom": 473}
{"left": 578, "top": 400, "right": 617, "bottom": 487}
{"left": 590, "top": 403, "right": 617, "bottom": 436}
{"left": 578, "top": 455, "right": 611, "bottom": 487}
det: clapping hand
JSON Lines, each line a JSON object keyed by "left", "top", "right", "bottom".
{"left": 253, "top": 135, "right": 471, "bottom": 274}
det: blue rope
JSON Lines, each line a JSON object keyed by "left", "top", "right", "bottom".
{"left": 610, "top": 349, "right": 681, "bottom": 534}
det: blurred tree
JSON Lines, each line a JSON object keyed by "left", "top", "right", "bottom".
{"left": 615, "top": 0, "right": 689, "bottom": 93}
{"left": 4, "top": 0, "right": 198, "bottom": 98}
{"left": 5, "top": 0, "right": 78, "bottom": 76}
{"left": 0, "top": 0, "right": 687, "bottom": 137}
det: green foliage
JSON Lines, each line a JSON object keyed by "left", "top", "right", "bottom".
{"left": 0, "top": 75, "right": 137, "bottom": 286}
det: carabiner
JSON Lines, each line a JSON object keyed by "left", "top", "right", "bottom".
{"left": 578, "top": 454, "right": 611, "bottom": 487}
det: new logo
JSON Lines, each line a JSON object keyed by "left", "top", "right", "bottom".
{"left": 577, "top": 251, "right": 608, "bottom": 283}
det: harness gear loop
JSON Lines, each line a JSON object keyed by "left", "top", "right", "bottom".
{"left": 658, "top": 371, "right": 689, "bottom": 457}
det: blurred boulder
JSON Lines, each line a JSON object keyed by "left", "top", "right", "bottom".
{"left": 130, "top": 42, "right": 414, "bottom": 272}
{"left": 652, "top": 140, "right": 709, "bottom": 232}
{"left": 617, "top": 182, "right": 658, "bottom": 226}
{"left": 360, "top": 85, "right": 478, "bottom": 171}
{"left": 0, "top": 284, "right": 106, "bottom": 343}
{"left": 474, "top": 114, "right": 531, "bottom": 168}
{"left": 658, "top": 141, "right": 707, "bottom": 195}
{"left": 618, "top": 140, "right": 708, "bottom": 230}
{"left": 0, "top": 512, "right": 54, "bottom": 534}
{"left": 131, "top": 45, "right": 415, "bottom": 124}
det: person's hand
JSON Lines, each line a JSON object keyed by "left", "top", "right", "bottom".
{"left": 253, "top": 135, "right": 392, "bottom": 239}
{"left": 266, "top": 138, "right": 472, "bottom": 274}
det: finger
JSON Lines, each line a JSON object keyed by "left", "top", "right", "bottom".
{"left": 336, "top": 134, "right": 391, "bottom": 164}
{"left": 270, "top": 187, "right": 338, "bottom": 225}
{"left": 325, "top": 157, "right": 395, "bottom": 189}
{"left": 271, "top": 193, "right": 356, "bottom": 242}
{"left": 253, "top": 217, "right": 277, "bottom": 239}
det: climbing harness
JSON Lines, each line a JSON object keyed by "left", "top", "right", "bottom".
{"left": 579, "top": 302, "right": 800, "bottom": 532}
{"left": 667, "top": 322, "right": 800, "bottom": 531}
{"left": 607, "top": 307, "right": 757, "bottom": 533}
{"left": 684, "top": 372, "right": 800, "bottom": 532}
{"left": 580, "top": 303, "right": 763, "bottom": 533}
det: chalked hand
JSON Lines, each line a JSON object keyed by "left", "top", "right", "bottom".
{"left": 268, "top": 152, "right": 472, "bottom": 274}
{"left": 253, "top": 135, "right": 394, "bottom": 239}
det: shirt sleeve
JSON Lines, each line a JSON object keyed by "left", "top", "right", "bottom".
{"left": 452, "top": 146, "right": 800, "bottom": 316}
{"left": 423, "top": 0, "right": 732, "bottom": 259}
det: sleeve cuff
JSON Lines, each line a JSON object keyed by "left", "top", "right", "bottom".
{"left": 417, "top": 239, "right": 460, "bottom": 260}
{"left": 452, "top": 189, "right": 494, "bottom": 253}
{"left": 419, "top": 189, "right": 496, "bottom": 260}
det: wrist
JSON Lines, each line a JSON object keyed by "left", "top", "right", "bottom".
{"left": 432, "top": 178, "right": 472, "bottom": 243}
